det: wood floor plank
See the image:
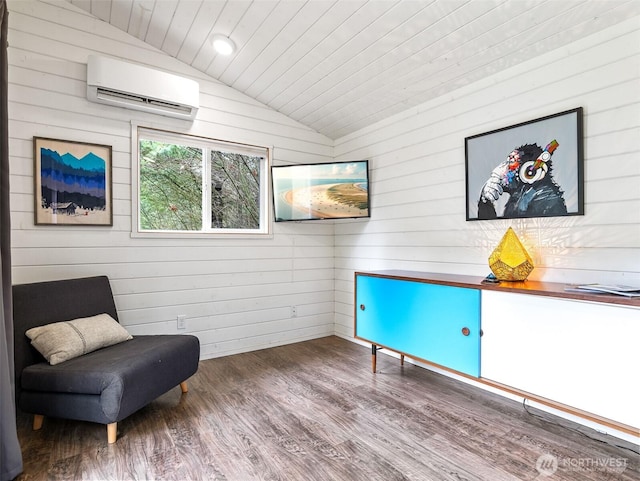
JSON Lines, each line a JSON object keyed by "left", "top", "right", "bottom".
{"left": 15, "top": 336, "right": 639, "bottom": 480}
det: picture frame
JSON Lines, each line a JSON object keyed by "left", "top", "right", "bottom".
{"left": 34, "top": 137, "right": 113, "bottom": 226}
{"left": 271, "top": 160, "right": 370, "bottom": 222}
{"left": 465, "top": 107, "right": 584, "bottom": 221}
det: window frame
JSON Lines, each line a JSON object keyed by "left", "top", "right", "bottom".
{"left": 131, "top": 124, "right": 272, "bottom": 238}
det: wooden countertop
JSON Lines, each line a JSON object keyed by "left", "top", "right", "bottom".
{"left": 355, "top": 270, "right": 640, "bottom": 308}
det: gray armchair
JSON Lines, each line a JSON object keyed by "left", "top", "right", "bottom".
{"left": 13, "top": 276, "right": 200, "bottom": 443}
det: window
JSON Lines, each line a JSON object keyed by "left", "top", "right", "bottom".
{"left": 133, "top": 127, "right": 270, "bottom": 236}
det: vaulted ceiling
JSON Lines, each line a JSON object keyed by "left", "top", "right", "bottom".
{"left": 67, "top": 0, "right": 637, "bottom": 139}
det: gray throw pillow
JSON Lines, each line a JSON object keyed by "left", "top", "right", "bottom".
{"left": 26, "top": 313, "right": 133, "bottom": 365}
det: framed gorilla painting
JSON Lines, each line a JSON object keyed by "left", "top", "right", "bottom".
{"left": 465, "top": 107, "right": 584, "bottom": 221}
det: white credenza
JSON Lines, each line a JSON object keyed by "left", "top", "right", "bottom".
{"left": 481, "top": 290, "right": 639, "bottom": 430}
{"left": 354, "top": 271, "right": 640, "bottom": 437}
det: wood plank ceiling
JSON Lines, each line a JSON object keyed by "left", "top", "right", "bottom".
{"left": 67, "top": 0, "right": 638, "bottom": 140}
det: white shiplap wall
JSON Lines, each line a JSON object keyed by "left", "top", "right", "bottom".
{"left": 7, "top": 2, "right": 640, "bottom": 362}
{"left": 7, "top": 0, "right": 336, "bottom": 359}
{"left": 333, "top": 16, "right": 640, "bottom": 339}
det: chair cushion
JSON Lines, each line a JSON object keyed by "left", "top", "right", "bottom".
{"left": 25, "top": 313, "right": 132, "bottom": 365}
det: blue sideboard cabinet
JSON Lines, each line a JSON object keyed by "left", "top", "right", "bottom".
{"left": 353, "top": 270, "right": 640, "bottom": 438}
{"left": 354, "top": 272, "right": 481, "bottom": 377}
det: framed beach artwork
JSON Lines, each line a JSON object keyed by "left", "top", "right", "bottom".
{"left": 271, "top": 160, "right": 370, "bottom": 222}
{"left": 34, "top": 137, "right": 113, "bottom": 226}
{"left": 465, "top": 107, "right": 584, "bottom": 221}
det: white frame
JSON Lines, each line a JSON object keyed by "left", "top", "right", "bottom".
{"left": 131, "top": 124, "right": 271, "bottom": 238}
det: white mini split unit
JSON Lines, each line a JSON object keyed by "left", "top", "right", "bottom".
{"left": 86, "top": 55, "right": 199, "bottom": 120}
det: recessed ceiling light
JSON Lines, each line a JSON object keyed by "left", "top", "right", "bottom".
{"left": 211, "top": 35, "right": 236, "bottom": 56}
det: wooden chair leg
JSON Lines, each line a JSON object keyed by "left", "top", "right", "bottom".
{"left": 33, "top": 414, "right": 44, "bottom": 431}
{"left": 107, "top": 422, "right": 117, "bottom": 444}
{"left": 180, "top": 381, "right": 188, "bottom": 393}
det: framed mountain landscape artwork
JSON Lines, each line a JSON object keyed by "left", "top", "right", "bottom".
{"left": 34, "top": 137, "right": 112, "bottom": 226}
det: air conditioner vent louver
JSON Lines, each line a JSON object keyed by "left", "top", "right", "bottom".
{"left": 87, "top": 55, "right": 199, "bottom": 120}
{"left": 95, "top": 88, "right": 194, "bottom": 115}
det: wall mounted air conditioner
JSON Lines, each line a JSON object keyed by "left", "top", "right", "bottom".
{"left": 86, "top": 55, "right": 199, "bottom": 120}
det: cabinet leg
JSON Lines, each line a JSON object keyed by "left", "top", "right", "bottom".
{"left": 371, "top": 344, "right": 377, "bottom": 373}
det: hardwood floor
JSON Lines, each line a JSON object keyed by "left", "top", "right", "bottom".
{"left": 16, "top": 336, "right": 639, "bottom": 480}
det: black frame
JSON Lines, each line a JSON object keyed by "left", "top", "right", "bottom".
{"left": 465, "top": 107, "right": 584, "bottom": 221}
{"left": 271, "top": 160, "right": 370, "bottom": 222}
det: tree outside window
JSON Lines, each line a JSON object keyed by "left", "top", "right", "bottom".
{"left": 136, "top": 128, "right": 269, "bottom": 235}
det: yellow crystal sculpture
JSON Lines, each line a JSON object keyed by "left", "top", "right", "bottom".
{"left": 488, "top": 227, "right": 534, "bottom": 281}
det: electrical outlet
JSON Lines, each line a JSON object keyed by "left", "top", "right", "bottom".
{"left": 177, "top": 315, "right": 186, "bottom": 330}
{"left": 290, "top": 306, "right": 297, "bottom": 318}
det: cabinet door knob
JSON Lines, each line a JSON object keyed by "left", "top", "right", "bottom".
{"left": 360, "top": 304, "right": 365, "bottom": 311}
{"left": 461, "top": 327, "right": 470, "bottom": 336}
